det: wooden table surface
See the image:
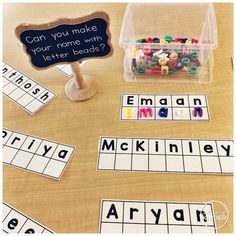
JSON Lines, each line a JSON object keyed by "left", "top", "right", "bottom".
{"left": 3, "top": 3, "right": 233, "bottom": 233}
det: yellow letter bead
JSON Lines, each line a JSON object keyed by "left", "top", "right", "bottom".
{"left": 125, "top": 108, "right": 133, "bottom": 118}
{"left": 182, "top": 66, "right": 189, "bottom": 72}
{"left": 161, "top": 66, "right": 169, "bottom": 75}
{"left": 169, "top": 52, "right": 178, "bottom": 60}
{"left": 185, "top": 40, "right": 192, "bottom": 45}
{"left": 159, "top": 58, "right": 167, "bottom": 66}
{"left": 131, "top": 48, "right": 138, "bottom": 57}
{"left": 160, "top": 38, "right": 168, "bottom": 44}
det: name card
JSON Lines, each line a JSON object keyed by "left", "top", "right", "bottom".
{"left": 97, "top": 137, "right": 233, "bottom": 175}
{"left": 3, "top": 202, "right": 53, "bottom": 233}
{"left": 100, "top": 200, "right": 216, "bottom": 233}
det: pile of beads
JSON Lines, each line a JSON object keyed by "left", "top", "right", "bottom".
{"left": 131, "top": 45, "right": 201, "bottom": 75}
{"left": 136, "top": 35, "right": 199, "bottom": 44}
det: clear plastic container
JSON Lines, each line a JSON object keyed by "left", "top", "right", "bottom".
{"left": 119, "top": 3, "right": 218, "bottom": 84}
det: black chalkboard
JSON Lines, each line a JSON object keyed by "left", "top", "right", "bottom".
{"left": 15, "top": 12, "right": 113, "bottom": 69}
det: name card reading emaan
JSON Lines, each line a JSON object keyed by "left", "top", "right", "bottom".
{"left": 15, "top": 12, "right": 112, "bottom": 69}
{"left": 121, "top": 94, "right": 210, "bottom": 121}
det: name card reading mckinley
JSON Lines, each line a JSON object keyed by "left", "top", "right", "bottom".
{"left": 2, "top": 128, "right": 76, "bottom": 180}
{"left": 15, "top": 12, "right": 112, "bottom": 69}
{"left": 97, "top": 137, "right": 233, "bottom": 175}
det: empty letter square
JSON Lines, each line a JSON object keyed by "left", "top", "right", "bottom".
{"left": 166, "top": 155, "right": 184, "bottom": 172}
{"left": 201, "top": 156, "right": 221, "bottom": 173}
{"left": 184, "top": 156, "right": 203, "bottom": 173}
{"left": 149, "top": 155, "right": 166, "bottom": 172}
{"left": 98, "top": 153, "right": 115, "bottom": 170}
{"left": 115, "top": 154, "right": 132, "bottom": 170}
{"left": 132, "top": 154, "right": 148, "bottom": 171}
{"left": 43, "top": 159, "right": 66, "bottom": 179}
{"left": 11, "top": 150, "right": 34, "bottom": 168}
{"left": 27, "top": 155, "right": 50, "bottom": 173}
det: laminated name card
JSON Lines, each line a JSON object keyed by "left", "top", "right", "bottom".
{"left": 2, "top": 202, "right": 54, "bottom": 233}
{"left": 2, "top": 128, "right": 76, "bottom": 180}
{"left": 99, "top": 200, "right": 216, "bottom": 233}
{"left": 120, "top": 94, "right": 210, "bottom": 121}
{"left": 97, "top": 137, "right": 233, "bottom": 175}
{"left": 2, "top": 61, "right": 56, "bottom": 114}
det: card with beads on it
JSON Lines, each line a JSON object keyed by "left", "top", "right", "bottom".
{"left": 2, "top": 128, "right": 76, "bottom": 180}
{"left": 2, "top": 202, "right": 54, "bottom": 234}
{"left": 99, "top": 199, "right": 217, "bottom": 233}
{"left": 2, "top": 61, "right": 56, "bottom": 114}
{"left": 97, "top": 137, "right": 233, "bottom": 175}
{"left": 120, "top": 94, "right": 210, "bottom": 121}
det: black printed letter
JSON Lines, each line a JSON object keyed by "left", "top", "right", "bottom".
{"left": 8, "top": 218, "right": 18, "bottom": 230}
{"left": 173, "top": 209, "right": 184, "bottom": 221}
{"left": 106, "top": 204, "right": 118, "bottom": 219}
{"left": 102, "top": 139, "right": 115, "bottom": 151}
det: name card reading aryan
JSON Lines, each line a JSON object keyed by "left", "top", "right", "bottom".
{"left": 15, "top": 12, "right": 112, "bottom": 68}
{"left": 100, "top": 200, "right": 216, "bottom": 233}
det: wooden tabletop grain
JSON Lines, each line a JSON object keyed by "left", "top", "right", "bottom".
{"left": 3, "top": 3, "right": 233, "bottom": 233}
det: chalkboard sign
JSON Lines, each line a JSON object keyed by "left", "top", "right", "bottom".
{"left": 15, "top": 12, "right": 113, "bottom": 69}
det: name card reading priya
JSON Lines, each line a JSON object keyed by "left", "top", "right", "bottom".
{"left": 15, "top": 12, "right": 112, "bottom": 68}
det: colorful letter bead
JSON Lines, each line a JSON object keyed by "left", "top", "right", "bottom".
{"left": 139, "top": 107, "right": 153, "bottom": 118}
{"left": 161, "top": 66, "right": 169, "bottom": 75}
{"left": 159, "top": 107, "right": 168, "bottom": 117}
{"left": 131, "top": 37, "right": 201, "bottom": 76}
{"left": 193, "top": 107, "right": 203, "bottom": 117}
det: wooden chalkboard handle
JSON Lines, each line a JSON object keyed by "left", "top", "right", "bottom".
{"left": 65, "top": 61, "right": 97, "bottom": 102}
{"left": 70, "top": 62, "right": 85, "bottom": 89}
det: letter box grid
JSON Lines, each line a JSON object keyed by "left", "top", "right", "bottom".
{"left": 2, "top": 61, "right": 56, "bottom": 114}
{"left": 2, "top": 128, "right": 75, "bottom": 180}
{"left": 97, "top": 137, "right": 233, "bottom": 174}
{"left": 99, "top": 200, "right": 216, "bottom": 233}
{"left": 2, "top": 202, "right": 53, "bottom": 233}
{"left": 121, "top": 94, "right": 210, "bottom": 121}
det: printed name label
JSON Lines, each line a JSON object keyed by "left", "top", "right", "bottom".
{"left": 2, "top": 202, "right": 54, "bottom": 234}
{"left": 2, "top": 128, "right": 76, "bottom": 180}
{"left": 97, "top": 137, "right": 233, "bottom": 174}
{"left": 120, "top": 94, "right": 210, "bottom": 121}
{"left": 2, "top": 62, "right": 56, "bottom": 114}
{"left": 99, "top": 200, "right": 216, "bottom": 233}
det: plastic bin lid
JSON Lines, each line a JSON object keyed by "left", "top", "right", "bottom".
{"left": 119, "top": 3, "right": 218, "bottom": 50}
